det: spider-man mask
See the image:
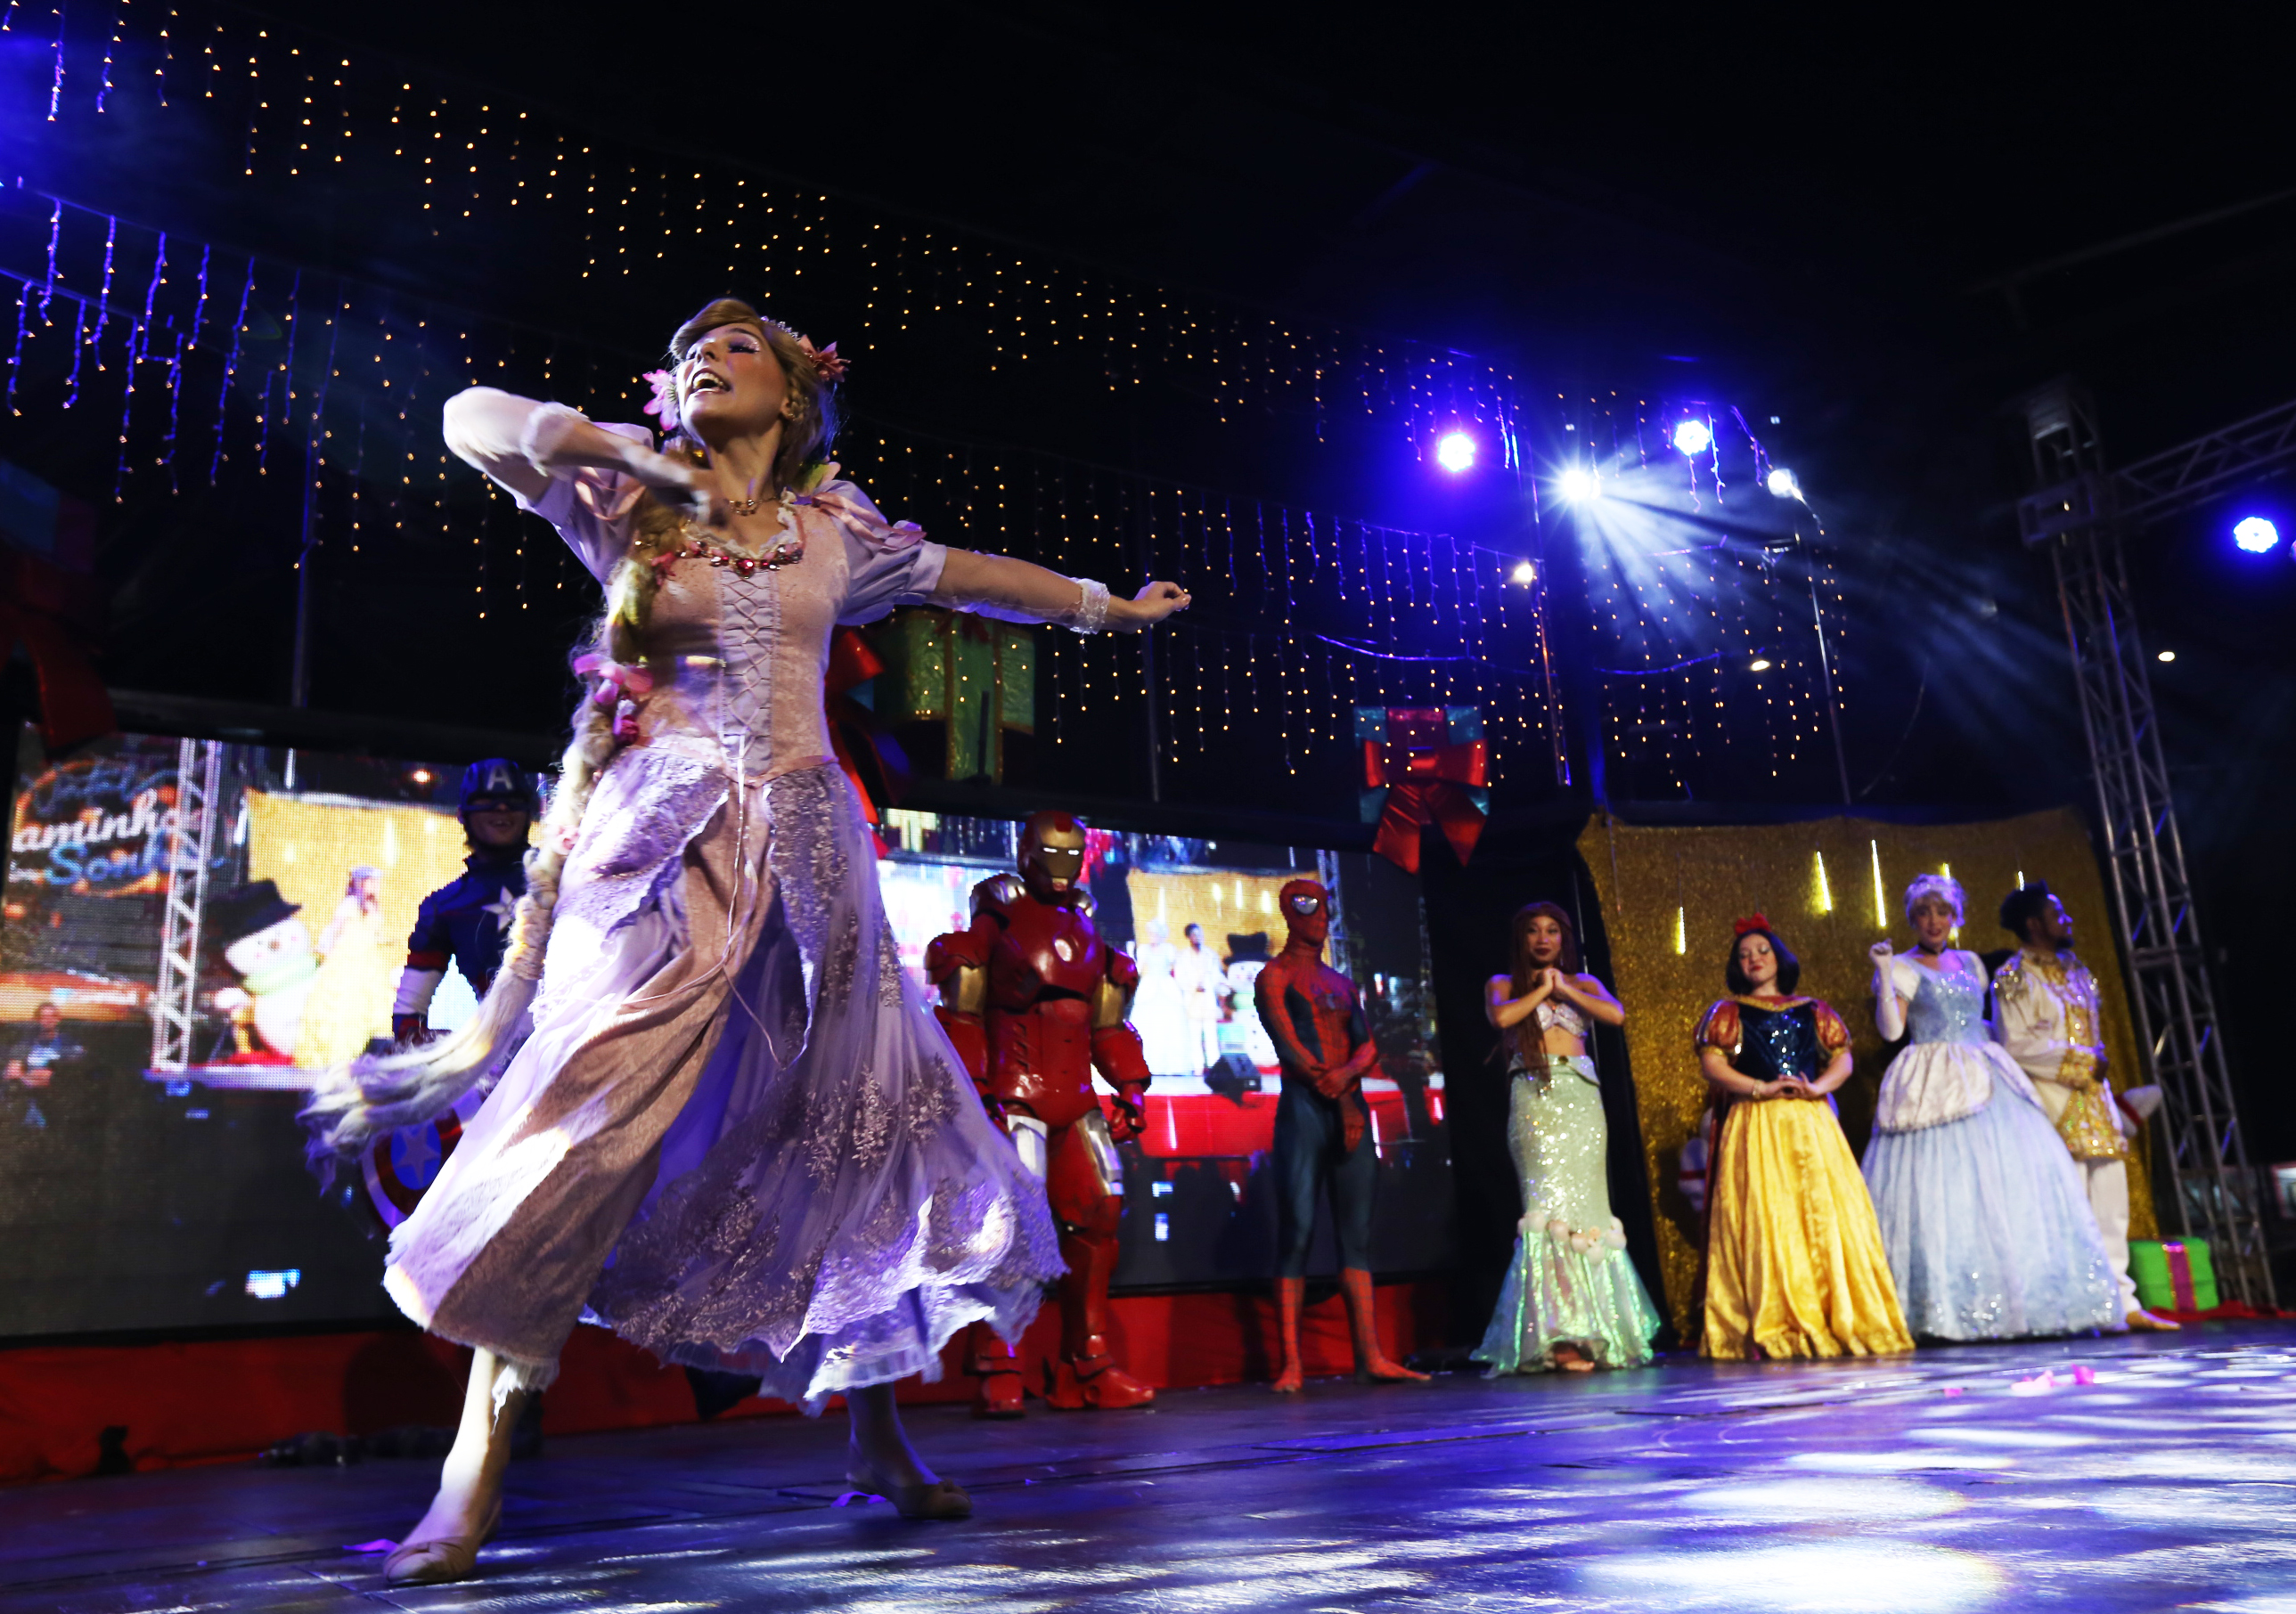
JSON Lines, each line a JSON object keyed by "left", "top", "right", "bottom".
{"left": 1279, "top": 878, "right": 1330, "bottom": 949}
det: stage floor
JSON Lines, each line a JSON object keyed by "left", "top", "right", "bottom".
{"left": 7, "top": 1320, "right": 2295, "bottom": 1611}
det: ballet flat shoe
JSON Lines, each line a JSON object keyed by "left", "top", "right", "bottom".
{"left": 2126, "top": 1308, "right": 2184, "bottom": 1332}
{"left": 847, "top": 1461, "right": 974, "bottom": 1520}
{"left": 383, "top": 1502, "right": 501, "bottom": 1585}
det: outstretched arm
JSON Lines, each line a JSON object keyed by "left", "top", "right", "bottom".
{"left": 442, "top": 387, "right": 729, "bottom": 525}
{"left": 932, "top": 549, "right": 1189, "bottom": 633}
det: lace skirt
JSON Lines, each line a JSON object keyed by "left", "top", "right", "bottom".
{"left": 380, "top": 756, "right": 1061, "bottom": 1408}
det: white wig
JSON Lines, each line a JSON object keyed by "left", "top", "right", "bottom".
{"left": 1905, "top": 873, "right": 1965, "bottom": 925}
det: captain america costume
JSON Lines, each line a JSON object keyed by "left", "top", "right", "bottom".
{"left": 390, "top": 758, "right": 538, "bottom": 1039}
{"left": 391, "top": 849, "right": 527, "bottom": 1034}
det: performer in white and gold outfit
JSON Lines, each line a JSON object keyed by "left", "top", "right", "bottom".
{"left": 1991, "top": 881, "right": 2179, "bottom": 1331}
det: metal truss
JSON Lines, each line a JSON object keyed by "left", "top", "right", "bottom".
{"left": 150, "top": 738, "right": 223, "bottom": 1074}
{"left": 2113, "top": 396, "right": 2296, "bottom": 527}
{"left": 2017, "top": 381, "right": 2278, "bottom": 1308}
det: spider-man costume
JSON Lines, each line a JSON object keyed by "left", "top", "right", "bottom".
{"left": 927, "top": 811, "right": 1156, "bottom": 1416}
{"left": 1254, "top": 877, "right": 1428, "bottom": 1391}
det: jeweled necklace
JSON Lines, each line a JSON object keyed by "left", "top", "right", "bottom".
{"left": 672, "top": 512, "right": 805, "bottom": 578}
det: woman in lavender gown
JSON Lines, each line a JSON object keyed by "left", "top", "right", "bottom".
{"left": 306, "top": 298, "right": 1189, "bottom": 1584}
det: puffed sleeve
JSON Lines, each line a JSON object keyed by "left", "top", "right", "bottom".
{"left": 441, "top": 388, "right": 648, "bottom": 584}
{"left": 1812, "top": 999, "right": 1851, "bottom": 1055}
{"left": 1889, "top": 954, "right": 1926, "bottom": 1000}
{"left": 526, "top": 428, "right": 651, "bottom": 584}
{"left": 1695, "top": 999, "right": 1742, "bottom": 1056}
{"left": 807, "top": 478, "right": 949, "bottom": 625}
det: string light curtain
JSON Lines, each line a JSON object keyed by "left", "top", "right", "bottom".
{"left": 0, "top": 4, "right": 1847, "bottom": 811}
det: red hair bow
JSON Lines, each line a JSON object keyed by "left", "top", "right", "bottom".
{"left": 1732, "top": 913, "right": 1772, "bottom": 936}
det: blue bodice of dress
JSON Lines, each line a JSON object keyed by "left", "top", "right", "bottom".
{"left": 1907, "top": 964, "right": 1991, "bottom": 1047}
{"left": 1736, "top": 1003, "right": 1823, "bottom": 1081}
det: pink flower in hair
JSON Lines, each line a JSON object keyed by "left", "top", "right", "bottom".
{"left": 796, "top": 336, "right": 848, "bottom": 386}
{"left": 641, "top": 368, "right": 679, "bottom": 422}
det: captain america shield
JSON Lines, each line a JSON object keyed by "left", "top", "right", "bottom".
{"left": 361, "top": 1088, "right": 486, "bottom": 1227}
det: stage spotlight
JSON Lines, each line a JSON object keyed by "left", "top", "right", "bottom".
{"left": 2158, "top": 649, "right": 2176, "bottom": 663}
{"left": 1557, "top": 466, "right": 1601, "bottom": 501}
{"left": 1510, "top": 560, "right": 1536, "bottom": 585}
{"left": 1672, "top": 418, "right": 1713, "bottom": 457}
{"left": 2233, "top": 515, "right": 2280, "bottom": 553}
{"left": 1750, "top": 656, "right": 1773, "bottom": 672}
{"left": 410, "top": 768, "right": 433, "bottom": 785}
{"left": 1435, "top": 430, "right": 1476, "bottom": 473}
{"left": 1766, "top": 467, "right": 1802, "bottom": 501}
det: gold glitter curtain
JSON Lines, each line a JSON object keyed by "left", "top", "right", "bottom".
{"left": 1578, "top": 807, "right": 2158, "bottom": 1338}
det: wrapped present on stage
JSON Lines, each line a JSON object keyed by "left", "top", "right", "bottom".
{"left": 871, "top": 607, "right": 1036, "bottom": 784}
{"left": 1354, "top": 705, "right": 1489, "bottom": 874}
{"left": 2131, "top": 1236, "right": 2218, "bottom": 1314}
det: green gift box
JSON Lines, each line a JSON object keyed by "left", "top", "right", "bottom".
{"left": 871, "top": 607, "right": 1035, "bottom": 784}
{"left": 2129, "top": 1237, "right": 2217, "bottom": 1314}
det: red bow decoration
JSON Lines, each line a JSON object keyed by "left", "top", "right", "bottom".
{"left": 1732, "top": 913, "right": 1773, "bottom": 936}
{"left": 1357, "top": 706, "right": 1489, "bottom": 875}
{"left": 825, "top": 628, "right": 911, "bottom": 847}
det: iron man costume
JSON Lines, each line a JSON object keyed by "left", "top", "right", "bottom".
{"left": 927, "top": 811, "right": 1156, "bottom": 1415}
{"left": 1255, "top": 878, "right": 1428, "bottom": 1392}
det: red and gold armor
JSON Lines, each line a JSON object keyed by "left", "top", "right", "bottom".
{"left": 927, "top": 811, "right": 1155, "bottom": 1415}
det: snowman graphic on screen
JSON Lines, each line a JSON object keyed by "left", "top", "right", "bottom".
{"left": 208, "top": 880, "right": 317, "bottom": 1064}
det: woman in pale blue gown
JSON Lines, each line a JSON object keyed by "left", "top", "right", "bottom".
{"left": 1861, "top": 875, "right": 2121, "bottom": 1341}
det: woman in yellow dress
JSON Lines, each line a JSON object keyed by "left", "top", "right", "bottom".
{"left": 1695, "top": 917, "right": 1912, "bottom": 1360}
{"left": 299, "top": 867, "right": 395, "bottom": 1070}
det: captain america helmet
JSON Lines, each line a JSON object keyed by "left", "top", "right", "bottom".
{"left": 458, "top": 757, "right": 540, "bottom": 816}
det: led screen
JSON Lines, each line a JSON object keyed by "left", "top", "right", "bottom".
{"left": 2, "top": 728, "right": 1453, "bottom": 1337}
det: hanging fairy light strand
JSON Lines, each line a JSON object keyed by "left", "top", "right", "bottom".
{"left": 1, "top": 7, "right": 1849, "bottom": 800}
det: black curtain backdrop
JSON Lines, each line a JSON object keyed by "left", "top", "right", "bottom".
{"left": 1418, "top": 812, "right": 1672, "bottom": 1353}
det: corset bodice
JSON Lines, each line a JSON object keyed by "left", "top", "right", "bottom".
{"left": 1736, "top": 1002, "right": 1823, "bottom": 1082}
{"left": 629, "top": 506, "right": 848, "bottom": 778}
{"left": 1906, "top": 961, "right": 1990, "bottom": 1047}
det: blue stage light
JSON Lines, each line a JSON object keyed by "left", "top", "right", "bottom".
{"left": 1672, "top": 418, "right": 1713, "bottom": 457}
{"left": 1557, "top": 466, "right": 1601, "bottom": 501}
{"left": 1766, "top": 467, "right": 1801, "bottom": 501}
{"left": 2233, "top": 515, "right": 2281, "bottom": 553}
{"left": 1435, "top": 430, "right": 1476, "bottom": 473}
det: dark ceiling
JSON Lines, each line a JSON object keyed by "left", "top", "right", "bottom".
{"left": 6, "top": 4, "right": 2296, "bottom": 1142}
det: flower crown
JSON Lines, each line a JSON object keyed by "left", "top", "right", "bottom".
{"left": 1732, "top": 913, "right": 1772, "bottom": 937}
{"left": 641, "top": 330, "right": 847, "bottom": 426}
